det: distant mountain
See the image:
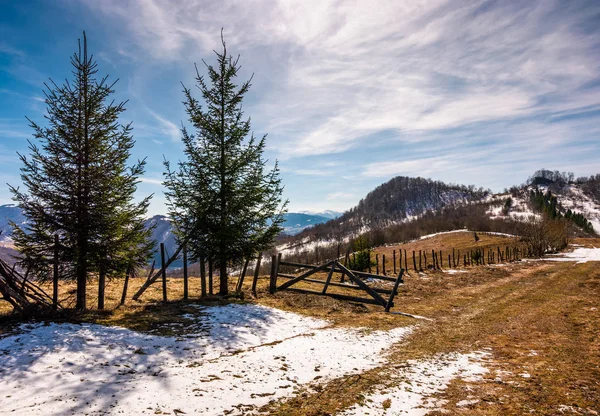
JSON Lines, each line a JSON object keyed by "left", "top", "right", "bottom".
{"left": 299, "top": 210, "right": 342, "bottom": 220}
{"left": 281, "top": 213, "right": 332, "bottom": 235}
{"left": 144, "top": 212, "right": 333, "bottom": 267}
{"left": 285, "top": 176, "right": 489, "bottom": 243}
{"left": 0, "top": 204, "right": 26, "bottom": 241}
{"left": 3, "top": 171, "right": 598, "bottom": 267}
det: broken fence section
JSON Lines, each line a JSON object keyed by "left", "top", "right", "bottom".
{"left": 270, "top": 257, "right": 404, "bottom": 312}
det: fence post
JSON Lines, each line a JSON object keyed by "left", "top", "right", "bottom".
{"left": 53, "top": 234, "right": 59, "bottom": 310}
{"left": 251, "top": 254, "right": 262, "bottom": 297}
{"left": 200, "top": 257, "right": 207, "bottom": 297}
{"left": 183, "top": 243, "right": 188, "bottom": 300}
{"left": 404, "top": 249, "right": 408, "bottom": 272}
{"left": 393, "top": 250, "right": 396, "bottom": 275}
{"left": 208, "top": 257, "right": 213, "bottom": 295}
{"left": 376, "top": 254, "right": 379, "bottom": 275}
{"left": 98, "top": 267, "right": 106, "bottom": 310}
{"left": 236, "top": 258, "right": 250, "bottom": 292}
{"left": 413, "top": 250, "right": 417, "bottom": 272}
{"left": 382, "top": 254, "right": 386, "bottom": 276}
{"left": 269, "top": 254, "right": 277, "bottom": 294}
{"left": 160, "top": 242, "right": 167, "bottom": 303}
{"left": 120, "top": 267, "right": 130, "bottom": 306}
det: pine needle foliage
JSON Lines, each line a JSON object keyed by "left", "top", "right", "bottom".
{"left": 8, "top": 33, "right": 153, "bottom": 310}
{"left": 164, "top": 34, "right": 287, "bottom": 295}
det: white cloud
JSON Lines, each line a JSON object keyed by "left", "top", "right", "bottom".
{"left": 139, "top": 177, "right": 164, "bottom": 185}
{"left": 84, "top": 0, "right": 600, "bottom": 186}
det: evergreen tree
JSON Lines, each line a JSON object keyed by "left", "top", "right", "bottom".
{"left": 9, "top": 33, "right": 153, "bottom": 310}
{"left": 164, "top": 34, "right": 287, "bottom": 295}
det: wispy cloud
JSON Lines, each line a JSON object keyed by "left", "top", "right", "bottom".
{"left": 146, "top": 109, "right": 181, "bottom": 142}
{"left": 139, "top": 177, "right": 164, "bottom": 186}
{"left": 86, "top": 0, "right": 600, "bottom": 160}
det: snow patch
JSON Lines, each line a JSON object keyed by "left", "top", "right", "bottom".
{"left": 340, "top": 351, "right": 490, "bottom": 416}
{"left": 544, "top": 247, "right": 600, "bottom": 263}
{"left": 0, "top": 304, "right": 413, "bottom": 415}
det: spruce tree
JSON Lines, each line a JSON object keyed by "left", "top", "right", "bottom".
{"left": 164, "top": 34, "right": 287, "bottom": 295}
{"left": 9, "top": 33, "right": 153, "bottom": 310}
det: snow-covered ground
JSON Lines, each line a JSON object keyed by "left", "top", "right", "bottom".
{"left": 544, "top": 246, "right": 600, "bottom": 263}
{"left": 340, "top": 351, "right": 490, "bottom": 415}
{"left": 0, "top": 304, "right": 413, "bottom": 415}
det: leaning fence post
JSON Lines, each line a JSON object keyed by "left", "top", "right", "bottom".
{"left": 120, "top": 267, "right": 130, "bottom": 306}
{"left": 251, "top": 253, "right": 262, "bottom": 297}
{"left": 385, "top": 269, "right": 404, "bottom": 312}
{"left": 160, "top": 242, "right": 167, "bottom": 303}
{"left": 236, "top": 258, "right": 250, "bottom": 292}
{"left": 53, "top": 234, "right": 59, "bottom": 310}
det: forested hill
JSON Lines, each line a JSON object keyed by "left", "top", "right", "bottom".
{"left": 287, "top": 176, "right": 489, "bottom": 241}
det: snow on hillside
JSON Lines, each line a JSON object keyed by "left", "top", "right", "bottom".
{"left": 559, "top": 186, "right": 600, "bottom": 233}
{"left": 0, "top": 304, "right": 413, "bottom": 415}
{"left": 486, "top": 192, "right": 539, "bottom": 221}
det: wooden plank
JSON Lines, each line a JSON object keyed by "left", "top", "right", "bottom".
{"left": 335, "top": 262, "right": 388, "bottom": 307}
{"left": 349, "top": 269, "right": 398, "bottom": 283}
{"left": 278, "top": 261, "right": 318, "bottom": 270}
{"left": 385, "top": 269, "right": 404, "bottom": 312}
{"left": 321, "top": 265, "right": 336, "bottom": 294}
{"left": 277, "top": 275, "right": 397, "bottom": 294}
{"left": 132, "top": 244, "right": 184, "bottom": 300}
{"left": 276, "top": 260, "right": 335, "bottom": 291}
{"left": 286, "top": 288, "right": 383, "bottom": 306}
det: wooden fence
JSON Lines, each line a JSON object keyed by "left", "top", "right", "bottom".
{"left": 268, "top": 254, "right": 404, "bottom": 312}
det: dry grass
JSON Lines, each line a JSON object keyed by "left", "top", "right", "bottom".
{"left": 261, "top": 258, "right": 600, "bottom": 415}
{"left": 368, "top": 231, "right": 524, "bottom": 275}
{"left": 1, "top": 235, "right": 599, "bottom": 415}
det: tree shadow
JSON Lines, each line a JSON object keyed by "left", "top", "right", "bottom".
{"left": 0, "top": 302, "right": 303, "bottom": 415}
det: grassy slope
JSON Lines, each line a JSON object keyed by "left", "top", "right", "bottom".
{"left": 1, "top": 235, "right": 598, "bottom": 414}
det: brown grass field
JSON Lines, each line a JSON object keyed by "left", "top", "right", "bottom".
{"left": 1, "top": 232, "right": 599, "bottom": 414}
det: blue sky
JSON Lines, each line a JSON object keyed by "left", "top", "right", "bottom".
{"left": 1, "top": 0, "right": 600, "bottom": 215}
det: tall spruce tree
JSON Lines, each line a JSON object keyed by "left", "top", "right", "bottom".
{"left": 9, "top": 33, "right": 153, "bottom": 310}
{"left": 164, "top": 34, "right": 287, "bottom": 295}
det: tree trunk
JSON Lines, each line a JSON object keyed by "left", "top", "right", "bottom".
{"left": 75, "top": 245, "right": 87, "bottom": 310}
{"left": 219, "top": 260, "right": 228, "bottom": 295}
